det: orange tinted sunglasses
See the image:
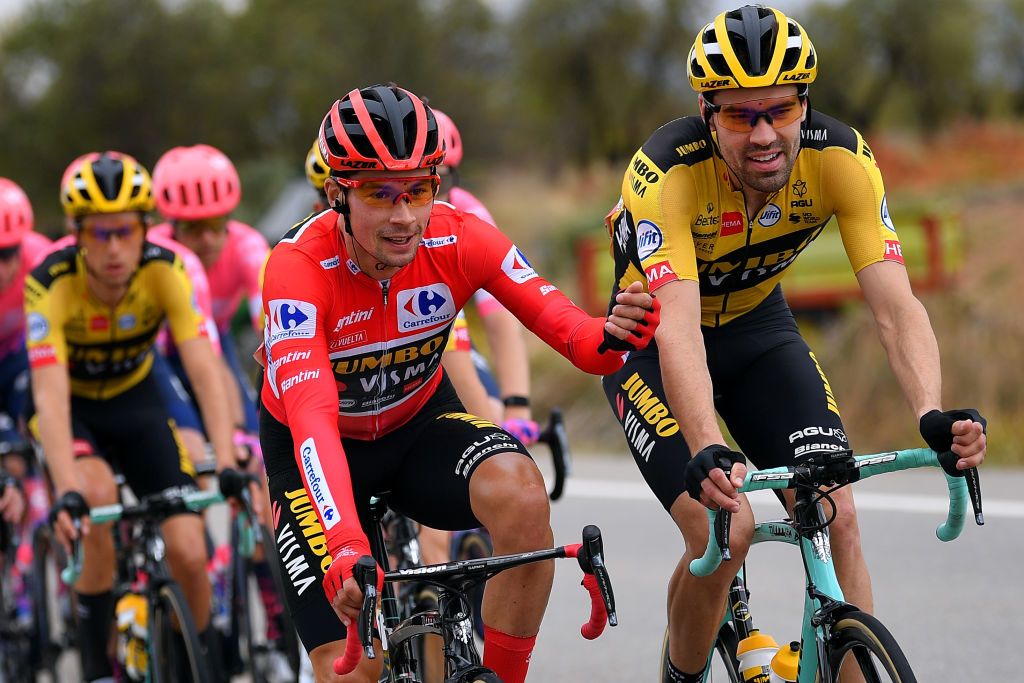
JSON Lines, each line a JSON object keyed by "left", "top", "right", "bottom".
{"left": 334, "top": 175, "right": 440, "bottom": 208}
{"left": 706, "top": 95, "right": 804, "bottom": 132}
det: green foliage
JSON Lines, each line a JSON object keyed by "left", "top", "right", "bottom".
{"left": 0, "top": 0, "right": 1022, "bottom": 230}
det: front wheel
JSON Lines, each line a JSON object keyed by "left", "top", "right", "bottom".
{"left": 149, "top": 581, "right": 212, "bottom": 683}
{"left": 824, "top": 611, "right": 917, "bottom": 683}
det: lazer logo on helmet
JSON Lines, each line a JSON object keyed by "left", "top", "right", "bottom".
{"left": 700, "top": 79, "right": 732, "bottom": 89}
{"left": 333, "top": 159, "right": 377, "bottom": 170}
{"left": 299, "top": 438, "right": 339, "bottom": 531}
{"left": 396, "top": 284, "right": 456, "bottom": 332}
{"left": 501, "top": 246, "right": 538, "bottom": 284}
{"left": 268, "top": 299, "right": 317, "bottom": 347}
{"left": 781, "top": 72, "right": 810, "bottom": 82}
{"left": 636, "top": 220, "right": 664, "bottom": 261}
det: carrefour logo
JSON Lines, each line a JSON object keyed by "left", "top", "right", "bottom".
{"left": 396, "top": 284, "right": 456, "bottom": 332}
{"left": 299, "top": 437, "right": 339, "bottom": 530}
{"left": 268, "top": 299, "right": 317, "bottom": 347}
{"left": 636, "top": 220, "right": 664, "bottom": 261}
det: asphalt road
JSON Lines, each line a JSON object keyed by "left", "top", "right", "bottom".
{"left": 530, "top": 455, "right": 1023, "bottom": 681}
{"left": 54, "top": 454, "right": 1022, "bottom": 681}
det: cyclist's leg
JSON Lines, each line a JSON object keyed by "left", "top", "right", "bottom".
{"left": 100, "top": 374, "right": 212, "bottom": 634}
{"left": 259, "top": 404, "right": 384, "bottom": 683}
{"left": 388, "top": 382, "right": 544, "bottom": 683}
{"left": 718, "top": 338, "right": 872, "bottom": 615}
{"left": 58, "top": 414, "right": 119, "bottom": 682}
{"left": 603, "top": 347, "right": 754, "bottom": 678}
{"left": 219, "top": 328, "right": 260, "bottom": 433}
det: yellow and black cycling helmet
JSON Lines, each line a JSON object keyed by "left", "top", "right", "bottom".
{"left": 688, "top": 5, "right": 817, "bottom": 96}
{"left": 60, "top": 151, "right": 154, "bottom": 217}
{"left": 304, "top": 139, "right": 330, "bottom": 193}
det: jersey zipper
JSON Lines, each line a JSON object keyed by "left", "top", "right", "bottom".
{"left": 371, "top": 279, "right": 390, "bottom": 439}
{"left": 717, "top": 188, "right": 781, "bottom": 326}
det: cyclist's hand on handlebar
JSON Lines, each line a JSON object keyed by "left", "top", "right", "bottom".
{"left": 920, "top": 408, "right": 987, "bottom": 470}
{"left": 602, "top": 281, "right": 660, "bottom": 353}
{"left": 217, "top": 467, "right": 264, "bottom": 516}
{"left": 49, "top": 490, "right": 89, "bottom": 553}
{"left": 503, "top": 417, "right": 540, "bottom": 446}
{"left": 0, "top": 478, "right": 25, "bottom": 524}
{"left": 323, "top": 546, "right": 383, "bottom": 627}
{"left": 684, "top": 445, "right": 746, "bottom": 513}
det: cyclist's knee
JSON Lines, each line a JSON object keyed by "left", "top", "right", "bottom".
{"left": 161, "top": 515, "right": 209, "bottom": 575}
{"left": 824, "top": 487, "right": 863, "bottom": 547}
{"left": 74, "top": 457, "right": 118, "bottom": 507}
{"left": 671, "top": 493, "right": 753, "bottom": 562}
{"left": 470, "top": 454, "right": 550, "bottom": 547}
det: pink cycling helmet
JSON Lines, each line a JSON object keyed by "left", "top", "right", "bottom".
{"left": 432, "top": 109, "right": 463, "bottom": 168}
{"left": 152, "top": 144, "right": 241, "bottom": 221}
{"left": 0, "top": 178, "right": 33, "bottom": 248}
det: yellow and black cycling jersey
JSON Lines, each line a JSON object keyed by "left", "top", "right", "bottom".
{"left": 24, "top": 242, "right": 206, "bottom": 399}
{"left": 607, "top": 111, "right": 904, "bottom": 327}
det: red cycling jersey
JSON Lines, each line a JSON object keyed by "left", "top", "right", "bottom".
{"left": 260, "top": 203, "right": 625, "bottom": 562}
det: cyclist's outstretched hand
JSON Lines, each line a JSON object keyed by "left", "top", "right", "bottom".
{"left": 0, "top": 478, "right": 25, "bottom": 524}
{"left": 684, "top": 445, "right": 746, "bottom": 512}
{"left": 920, "top": 408, "right": 987, "bottom": 470}
{"left": 603, "top": 281, "right": 660, "bottom": 352}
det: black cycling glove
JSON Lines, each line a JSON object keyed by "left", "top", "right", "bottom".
{"left": 218, "top": 467, "right": 251, "bottom": 500}
{"left": 919, "top": 408, "right": 987, "bottom": 476}
{"left": 49, "top": 490, "right": 88, "bottom": 525}
{"left": 684, "top": 444, "right": 746, "bottom": 502}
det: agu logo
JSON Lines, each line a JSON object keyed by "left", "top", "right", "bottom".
{"left": 267, "top": 299, "right": 317, "bottom": 347}
{"left": 635, "top": 220, "right": 664, "bottom": 261}
{"left": 501, "top": 246, "right": 538, "bottom": 284}
{"left": 396, "top": 284, "right": 456, "bottom": 332}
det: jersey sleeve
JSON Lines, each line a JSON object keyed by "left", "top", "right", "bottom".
{"left": 261, "top": 247, "right": 369, "bottom": 563}
{"left": 151, "top": 256, "right": 207, "bottom": 347}
{"left": 823, "top": 133, "right": 905, "bottom": 271}
{"left": 619, "top": 147, "right": 702, "bottom": 293}
{"left": 458, "top": 215, "right": 624, "bottom": 375}
{"left": 23, "top": 270, "right": 66, "bottom": 368}
{"left": 238, "top": 226, "right": 271, "bottom": 330}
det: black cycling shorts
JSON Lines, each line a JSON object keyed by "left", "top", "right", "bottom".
{"left": 260, "top": 374, "right": 531, "bottom": 652}
{"left": 32, "top": 370, "right": 197, "bottom": 499}
{"left": 602, "top": 286, "right": 850, "bottom": 511}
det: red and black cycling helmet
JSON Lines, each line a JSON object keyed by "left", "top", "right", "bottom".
{"left": 318, "top": 84, "right": 446, "bottom": 174}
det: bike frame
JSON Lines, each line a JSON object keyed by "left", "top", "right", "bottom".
{"left": 696, "top": 448, "right": 974, "bottom": 683}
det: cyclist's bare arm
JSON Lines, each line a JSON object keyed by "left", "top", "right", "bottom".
{"left": 29, "top": 364, "right": 86, "bottom": 543}
{"left": 442, "top": 349, "right": 500, "bottom": 422}
{"left": 857, "top": 262, "right": 985, "bottom": 467}
{"left": 178, "top": 335, "right": 236, "bottom": 471}
{"left": 480, "top": 305, "right": 532, "bottom": 418}
{"left": 654, "top": 280, "right": 744, "bottom": 510}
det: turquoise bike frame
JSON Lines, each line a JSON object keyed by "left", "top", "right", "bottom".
{"left": 693, "top": 448, "right": 969, "bottom": 682}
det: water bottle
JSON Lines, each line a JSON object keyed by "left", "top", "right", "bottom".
{"left": 115, "top": 591, "right": 149, "bottom": 682}
{"left": 769, "top": 641, "right": 800, "bottom": 683}
{"left": 735, "top": 630, "right": 780, "bottom": 683}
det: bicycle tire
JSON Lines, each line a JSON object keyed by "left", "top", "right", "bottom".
{"left": 454, "top": 529, "right": 492, "bottom": 640}
{"left": 149, "top": 581, "right": 212, "bottom": 683}
{"left": 30, "top": 524, "right": 70, "bottom": 680}
{"left": 230, "top": 540, "right": 263, "bottom": 683}
{"left": 823, "top": 611, "right": 917, "bottom": 683}
{"left": 660, "top": 625, "right": 741, "bottom": 683}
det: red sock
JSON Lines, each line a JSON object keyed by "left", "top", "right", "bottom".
{"left": 483, "top": 625, "right": 537, "bottom": 683}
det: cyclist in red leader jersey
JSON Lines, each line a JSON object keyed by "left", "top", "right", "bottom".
{"left": 260, "top": 84, "right": 660, "bottom": 683}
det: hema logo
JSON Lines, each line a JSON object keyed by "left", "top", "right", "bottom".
{"left": 299, "top": 438, "right": 339, "bottom": 530}
{"left": 396, "top": 284, "right": 456, "bottom": 332}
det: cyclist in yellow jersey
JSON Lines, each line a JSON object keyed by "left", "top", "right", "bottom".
{"left": 600, "top": 7, "right": 987, "bottom": 682}
{"left": 27, "top": 151, "right": 239, "bottom": 682}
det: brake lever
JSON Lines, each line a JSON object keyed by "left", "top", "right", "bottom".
{"left": 715, "top": 505, "right": 732, "bottom": 561}
{"left": 580, "top": 525, "right": 617, "bottom": 627}
{"left": 353, "top": 556, "right": 378, "bottom": 660}
{"left": 963, "top": 467, "right": 984, "bottom": 526}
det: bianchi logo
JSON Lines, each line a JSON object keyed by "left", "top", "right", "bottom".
{"left": 299, "top": 438, "right": 339, "bottom": 530}
{"left": 396, "top": 284, "right": 456, "bottom": 332}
